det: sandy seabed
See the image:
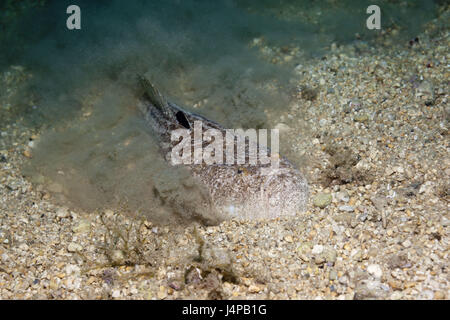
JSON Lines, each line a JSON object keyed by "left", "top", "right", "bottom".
{"left": 0, "top": 10, "right": 449, "bottom": 300}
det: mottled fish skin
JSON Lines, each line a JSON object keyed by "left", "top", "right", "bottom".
{"left": 137, "top": 75, "right": 309, "bottom": 221}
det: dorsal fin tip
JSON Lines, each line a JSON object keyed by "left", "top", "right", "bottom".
{"left": 138, "top": 74, "right": 168, "bottom": 110}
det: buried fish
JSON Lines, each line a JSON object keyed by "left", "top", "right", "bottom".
{"left": 137, "top": 75, "right": 308, "bottom": 223}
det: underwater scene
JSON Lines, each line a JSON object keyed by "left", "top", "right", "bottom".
{"left": 0, "top": 0, "right": 448, "bottom": 300}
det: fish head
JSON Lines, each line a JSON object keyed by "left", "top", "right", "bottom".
{"left": 137, "top": 75, "right": 194, "bottom": 134}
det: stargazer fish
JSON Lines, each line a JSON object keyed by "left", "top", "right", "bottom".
{"left": 137, "top": 75, "right": 308, "bottom": 223}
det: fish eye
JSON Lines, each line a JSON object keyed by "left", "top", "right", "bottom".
{"left": 176, "top": 111, "right": 190, "bottom": 129}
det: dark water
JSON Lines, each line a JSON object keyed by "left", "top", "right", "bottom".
{"left": 0, "top": 0, "right": 439, "bottom": 126}
{"left": 0, "top": 0, "right": 442, "bottom": 222}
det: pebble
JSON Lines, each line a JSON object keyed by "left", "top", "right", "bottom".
{"left": 352, "top": 250, "right": 362, "bottom": 262}
{"left": 311, "top": 244, "right": 324, "bottom": 255}
{"left": 367, "top": 264, "right": 383, "bottom": 279}
{"left": 370, "top": 196, "right": 387, "bottom": 211}
{"left": 157, "top": 286, "right": 168, "bottom": 300}
{"left": 112, "top": 290, "right": 121, "bottom": 298}
{"left": 18, "top": 243, "right": 29, "bottom": 251}
{"left": 23, "top": 149, "right": 32, "bottom": 158}
{"left": 314, "top": 255, "right": 325, "bottom": 265}
{"left": 354, "top": 113, "right": 369, "bottom": 123}
{"left": 111, "top": 250, "right": 126, "bottom": 265}
{"left": 248, "top": 285, "right": 262, "bottom": 293}
{"left": 56, "top": 208, "right": 70, "bottom": 218}
{"left": 338, "top": 276, "right": 348, "bottom": 285}
{"left": 434, "top": 291, "right": 445, "bottom": 300}
{"left": 421, "top": 290, "right": 434, "bottom": 300}
{"left": 402, "top": 239, "right": 412, "bottom": 248}
{"left": 338, "top": 205, "right": 354, "bottom": 212}
{"left": 415, "top": 80, "right": 435, "bottom": 105}
{"left": 335, "top": 191, "right": 349, "bottom": 203}
{"left": 418, "top": 181, "right": 433, "bottom": 194}
{"left": 354, "top": 280, "right": 388, "bottom": 300}
{"left": 67, "top": 243, "right": 82, "bottom": 253}
{"left": 72, "top": 219, "right": 91, "bottom": 234}
{"left": 49, "top": 278, "right": 59, "bottom": 291}
{"left": 313, "top": 193, "right": 332, "bottom": 208}
{"left": 329, "top": 270, "right": 337, "bottom": 280}
{"left": 323, "top": 248, "right": 337, "bottom": 264}
{"left": 390, "top": 292, "right": 403, "bottom": 300}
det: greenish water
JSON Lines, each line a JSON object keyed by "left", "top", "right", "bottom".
{"left": 0, "top": 0, "right": 440, "bottom": 127}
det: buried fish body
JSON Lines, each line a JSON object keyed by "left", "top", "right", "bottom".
{"left": 137, "top": 75, "right": 308, "bottom": 223}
